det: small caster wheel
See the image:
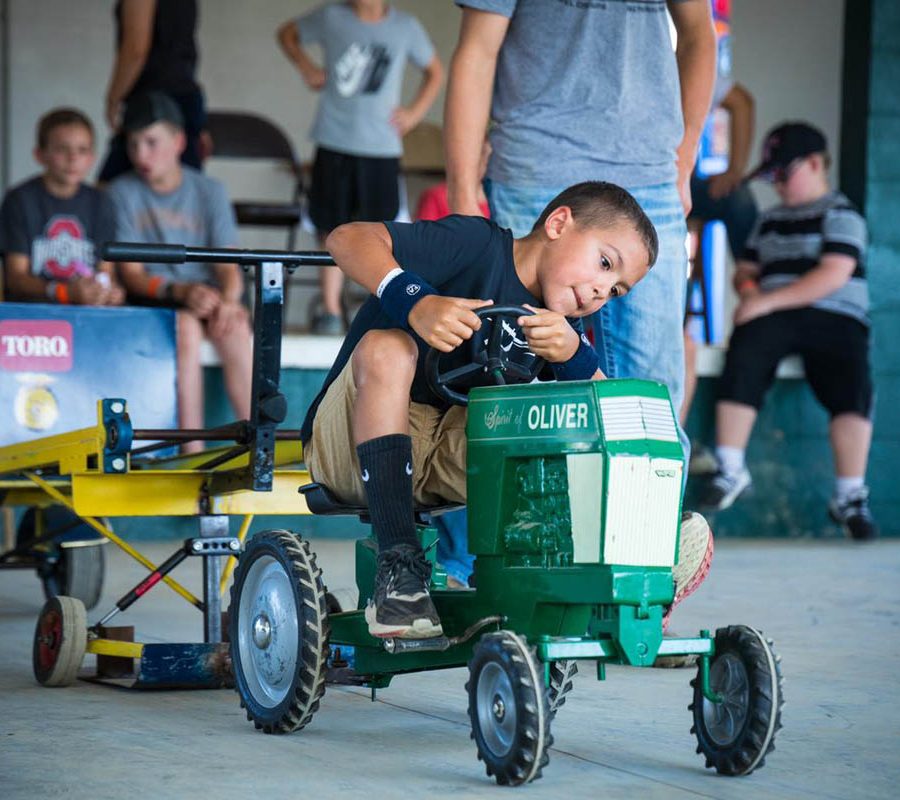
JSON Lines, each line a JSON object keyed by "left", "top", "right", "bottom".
{"left": 690, "top": 625, "right": 784, "bottom": 775}
{"left": 467, "top": 630, "right": 552, "bottom": 786}
{"left": 230, "top": 530, "right": 329, "bottom": 734}
{"left": 33, "top": 595, "right": 87, "bottom": 686}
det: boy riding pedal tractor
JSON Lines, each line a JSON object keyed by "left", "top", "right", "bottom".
{"left": 301, "top": 181, "right": 713, "bottom": 639}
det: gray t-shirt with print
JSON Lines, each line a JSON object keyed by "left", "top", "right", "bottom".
{"left": 296, "top": 3, "right": 434, "bottom": 158}
{"left": 107, "top": 167, "right": 238, "bottom": 284}
{"left": 457, "top": 0, "right": 690, "bottom": 189}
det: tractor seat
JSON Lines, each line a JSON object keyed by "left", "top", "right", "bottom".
{"left": 299, "top": 482, "right": 463, "bottom": 525}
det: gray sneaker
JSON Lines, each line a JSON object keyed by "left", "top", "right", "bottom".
{"left": 311, "top": 312, "right": 344, "bottom": 336}
{"left": 700, "top": 468, "right": 752, "bottom": 511}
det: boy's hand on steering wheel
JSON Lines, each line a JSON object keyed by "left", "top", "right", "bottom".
{"left": 519, "top": 305, "right": 580, "bottom": 363}
{"left": 409, "top": 295, "right": 492, "bottom": 353}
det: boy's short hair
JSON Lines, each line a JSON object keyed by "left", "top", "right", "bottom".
{"left": 36, "top": 108, "right": 95, "bottom": 150}
{"left": 532, "top": 181, "right": 658, "bottom": 267}
{"left": 122, "top": 92, "right": 185, "bottom": 134}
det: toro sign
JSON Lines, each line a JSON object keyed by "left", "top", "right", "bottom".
{"left": 0, "top": 320, "right": 74, "bottom": 372}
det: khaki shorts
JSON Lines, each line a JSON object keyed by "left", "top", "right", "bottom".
{"left": 304, "top": 361, "right": 468, "bottom": 507}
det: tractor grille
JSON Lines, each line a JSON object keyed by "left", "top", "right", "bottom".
{"left": 603, "top": 456, "right": 681, "bottom": 567}
{"left": 567, "top": 452, "right": 682, "bottom": 566}
{"left": 599, "top": 396, "right": 678, "bottom": 442}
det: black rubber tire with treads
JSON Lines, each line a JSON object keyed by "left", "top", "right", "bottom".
{"left": 690, "top": 624, "right": 784, "bottom": 776}
{"left": 230, "top": 530, "right": 329, "bottom": 734}
{"left": 467, "top": 630, "right": 552, "bottom": 786}
{"left": 548, "top": 660, "right": 577, "bottom": 717}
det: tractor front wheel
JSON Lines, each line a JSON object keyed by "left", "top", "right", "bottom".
{"left": 467, "top": 631, "right": 552, "bottom": 786}
{"left": 690, "top": 625, "right": 784, "bottom": 775}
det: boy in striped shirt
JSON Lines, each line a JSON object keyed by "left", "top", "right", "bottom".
{"left": 702, "top": 122, "right": 877, "bottom": 540}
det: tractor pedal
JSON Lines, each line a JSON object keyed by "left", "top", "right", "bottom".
{"left": 382, "top": 635, "right": 451, "bottom": 654}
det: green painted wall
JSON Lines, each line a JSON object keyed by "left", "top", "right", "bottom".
{"left": 839, "top": 0, "right": 900, "bottom": 535}
{"left": 864, "top": 1, "right": 900, "bottom": 536}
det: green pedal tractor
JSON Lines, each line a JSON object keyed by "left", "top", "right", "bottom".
{"left": 230, "top": 305, "right": 784, "bottom": 786}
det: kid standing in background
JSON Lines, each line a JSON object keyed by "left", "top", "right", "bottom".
{"left": 276, "top": 0, "right": 443, "bottom": 334}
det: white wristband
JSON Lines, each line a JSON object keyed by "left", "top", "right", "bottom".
{"left": 375, "top": 267, "right": 405, "bottom": 299}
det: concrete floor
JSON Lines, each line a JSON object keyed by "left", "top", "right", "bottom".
{"left": 2, "top": 536, "right": 899, "bottom": 800}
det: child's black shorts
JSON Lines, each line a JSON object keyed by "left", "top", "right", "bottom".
{"left": 718, "top": 307, "right": 873, "bottom": 418}
{"left": 308, "top": 146, "right": 400, "bottom": 234}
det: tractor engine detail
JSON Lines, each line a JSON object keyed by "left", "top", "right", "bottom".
{"left": 502, "top": 457, "right": 574, "bottom": 567}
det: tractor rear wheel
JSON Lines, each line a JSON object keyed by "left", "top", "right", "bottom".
{"left": 230, "top": 530, "right": 329, "bottom": 734}
{"left": 548, "top": 660, "right": 577, "bottom": 717}
{"left": 690, "top": 625, "right": 784, "bottom": 775}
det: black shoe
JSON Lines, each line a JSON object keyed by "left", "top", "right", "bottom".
{"left": 365, "top": 544, "right": 443, "bottom": 639}
{"left": 699, "top": 468, "right": 752, "bottom": 511}
{"left": 829, "top": 487, "right": 879, "bottom": 541}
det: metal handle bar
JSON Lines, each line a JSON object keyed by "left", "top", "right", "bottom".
{"left": 101, "top": 241, "right": 336, "bottom": 267}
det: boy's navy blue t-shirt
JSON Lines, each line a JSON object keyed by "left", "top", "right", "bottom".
{"left": 300, "top": 215, "right": 583, "bottom": 443}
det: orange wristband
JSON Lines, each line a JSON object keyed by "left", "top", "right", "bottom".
{"left": 55, "top": 282, "right": 70, "bottom": 304}
{"left": 737, "top": 278, "right": 758, "bottom": 294}
{"left": 147, "top": 276, "right": 164, "bottom": 298}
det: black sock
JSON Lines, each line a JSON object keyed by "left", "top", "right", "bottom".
{"left": 356, "top": 434, "right": 418, "bottom": 551}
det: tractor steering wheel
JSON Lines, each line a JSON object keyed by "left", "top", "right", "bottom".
{"left": 425, "top": 304, "right": 547, "bottom": 406}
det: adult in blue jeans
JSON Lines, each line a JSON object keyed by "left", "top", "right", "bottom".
{"left": 438, "top": 0, "right": 717, "bottom": 586}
